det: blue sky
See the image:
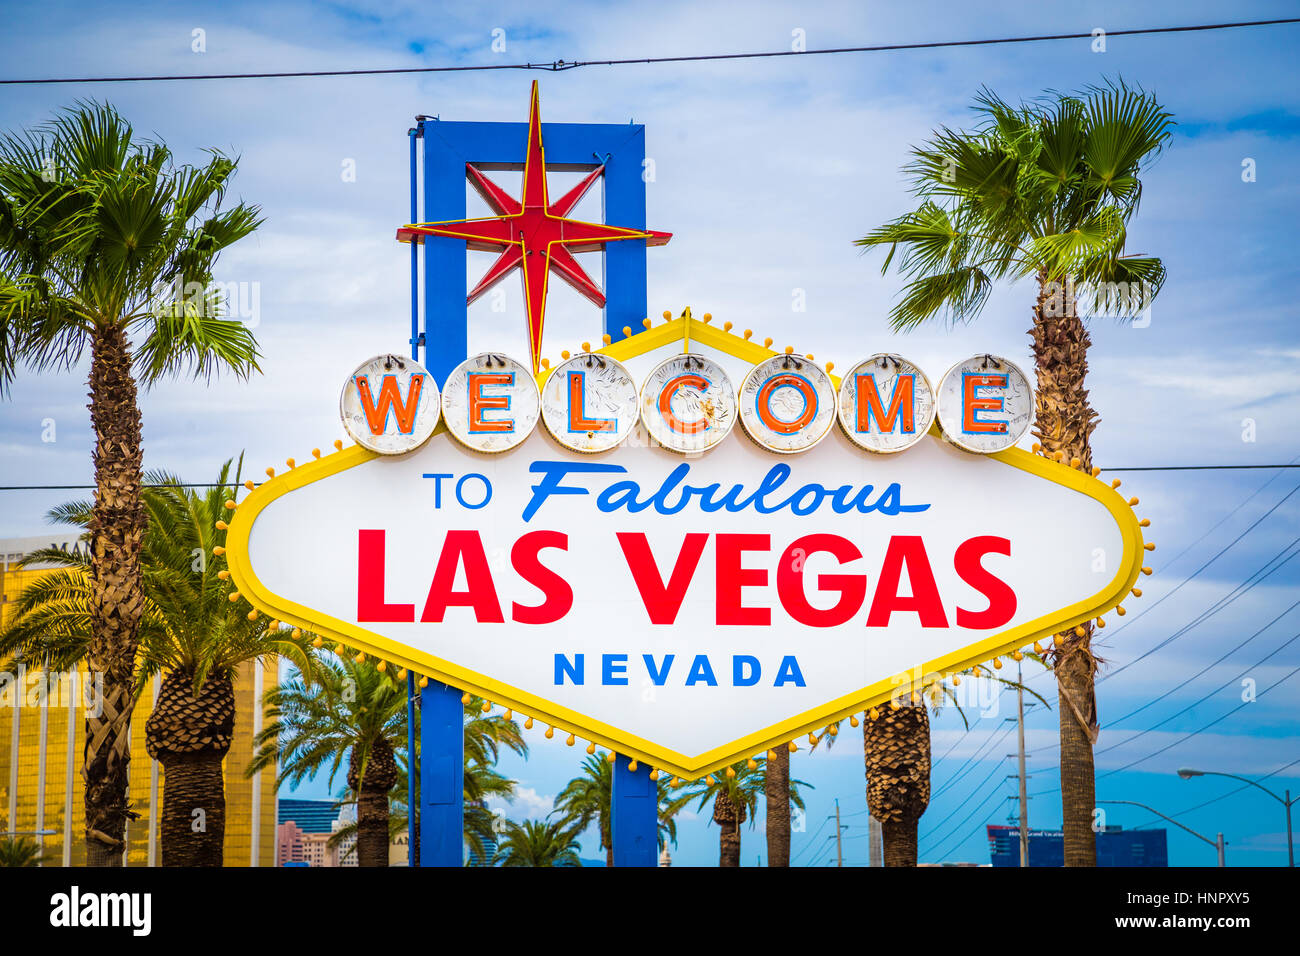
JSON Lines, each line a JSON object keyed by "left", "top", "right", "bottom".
{"left": 1, "top": 0, "right": 1297, "bottom": 866}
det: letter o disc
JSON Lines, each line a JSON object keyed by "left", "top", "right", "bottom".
{"left": 441, "top": 353, "right": 540, "bottom": 454}
{"left": 639, "top": 354, "right": 737, "bottom": 454}
{"left": 836, "top": 354, "right": 936, "bottom": 454}
{"left": 935, "top": 355, "right": 1034, "bottom": 453}
{"left": 738, "top": 355, "right": 836, "bottom": 454}
{"left": 540, "top": 353, "right": 639, "bottom": 453}
{"left": 339, "top": 354, "right": 440, "bottom": 455}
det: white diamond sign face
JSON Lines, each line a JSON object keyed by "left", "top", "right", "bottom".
{"left": 227, "top": 424, "right": 1143, "bottom": 778}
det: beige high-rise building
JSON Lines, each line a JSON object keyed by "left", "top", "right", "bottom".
{"left": 0, "top": 535, "right": 277, "bottom": 866}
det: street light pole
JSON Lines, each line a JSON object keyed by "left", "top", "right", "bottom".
{"left": 1096, "top": 799, "right": 1226, "bottom": 867}
{"left": 1178, "top": 768, "right": 1296, "bottom": 867}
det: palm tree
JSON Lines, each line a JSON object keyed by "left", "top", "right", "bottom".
{"left": 493, "top": 819, "right": 582, "bottom": 867}
{"left": 0, "top": 462, "right": 316, "bottom": 865}
{"left": 856, "top": 81, "right": 1172, "bottom": 865}
{"left": 551, "top": 754, "right": 679, "bottom": 866}
{"left": 0, "top": 836, "right": 47, "bottom": 867}
{"left": 815, "top": 672, "right": 1048, "bottom": 866}
{"left": 253, "top": 657, "right": 404, "bottom": 867}
{"left": 257, "top": 682, "right": 527, "bottom": 866}
{"left": 765, "top": 746, "right": 793, "bottom": 866}
{"left": 0, "top": 102, "right": 262, "bottom": 864}
{"left": 668, "top": 759, "right": 807, "bottom": 867}
{"left": 813, "top": 703, "right": 935, "bottom": 867}
{"left": 335, "top": 759, "right": 519, "bottom": 865}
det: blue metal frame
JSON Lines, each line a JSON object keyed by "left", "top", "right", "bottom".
{"left": 410, "top": 110, "right": 659, "bottom": 867}
{"left": 421, "top": 118, "right": 650, "bottom": 369}
{"left": 612, "top": 756, "right": 658, "bottom": 867}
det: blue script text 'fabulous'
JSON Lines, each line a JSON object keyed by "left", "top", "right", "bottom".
{"left": 520, "top": 460, "right": 931, "bottom": 523}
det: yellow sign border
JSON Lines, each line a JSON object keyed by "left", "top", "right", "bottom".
{"left": 226, "top": 316, "right": 1145, "bottom": 779}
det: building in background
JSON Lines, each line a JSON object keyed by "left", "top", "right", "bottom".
{"left": 275, "top": 801, "right": 361, "bottom": 868}
{"left": 987, "top": 824, "right": 1168, "bottom": 867}
{"left": 0, "top": 535, "right": 276, "bottom": 866}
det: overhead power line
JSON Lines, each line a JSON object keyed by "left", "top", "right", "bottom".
{"left": 1127, "top": 757, "right": 1300, "bottom": 830}
{"left": 1, "top": 18, "right": 1297, "bottom": 85}
{"left": 1030, "top": 661, "right": 1300, "bottom": 798}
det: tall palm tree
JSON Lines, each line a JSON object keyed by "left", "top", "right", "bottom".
{"left": 765, "top": 745, "right": 793, "bottom": 866}
{"left": 551, "top": 754, "right": 679, "bottom": 866}
{"left": 493, "top": 819, "right": 582, "bottom": 867}
{"left": 0, "top": 102, "right": 262, "bottom": 864}
{"left": 253, "top": 657, "right": 404, "bottom": 867}
{"left": 668, "top": 759, "right": 807, "bottom": 867}
{"left": 856, "top": 80, "right": 1172, "bottom": 865}
{"left": 0, "top": 461, "right": 316, "bottom": 865}
{"left": 815, "top": 672, "right": 1047, "bottom": 866}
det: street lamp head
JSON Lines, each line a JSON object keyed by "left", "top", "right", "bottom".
{"left": 1177, "top": 768, "right": 1204, "bottom": 779}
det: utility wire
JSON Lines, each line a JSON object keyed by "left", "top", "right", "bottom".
{"left": 1, "top": 19, "right": 1298, "bottom": 86}
{"left": 1020, "top": 478, "right": 1300, "bottom": 695}
{"left": 1030, "top": 661, "right": 1300, "bottom": 797}
{"left": 1105, "top": 602, "right": 1300, "bottom": 728}
{"left": 1106, "top": 464, "right": 1300, "bottom": 472}
{"left": 1032, "top": 629, "right": 1300, "bottom": 778}
{"left": 923, "top": 754, "right": 1011, "bottom": 848}
{"left": 1126, "top": 757, "right": 1300, "bottom": 830}
{"left": 932, "top": 723, "right": 1016, "bottom": 800}
{"left": 925, "top": 774, "right": 1013, "bottom": 860}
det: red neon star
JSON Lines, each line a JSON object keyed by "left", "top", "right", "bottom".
{"left": 397, "top": 81, "right": 671, "bottom": 373}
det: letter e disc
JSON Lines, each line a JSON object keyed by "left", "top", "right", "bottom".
{"left": 541, "top": 353, "right": 639, "bottom": 453}
{"left": 836, "top": 354, "right": 936, "bottom": 454}
{"left": 340, "top": 354, "right": 440, "bottom": 455}
{"left": 441, "top": 353, "right": 540, "bottom": 453}
{"left": 739, "top": 355, "right": 836, "bottom": 454}
{"left": 936, "top": 355, "right": 1033, "bottom": 453}
{"left": 640, "top": 354, "right": 737, "bottom": 454}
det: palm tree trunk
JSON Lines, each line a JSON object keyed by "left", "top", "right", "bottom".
{"left": 157, "top": 752, "right": 226, "bottom": 866}
{"left": 83, "top": 324, "right": 146, "bottom": 866}
{"left": 882, "top": 819, "right": 918, "bottom": 867}
{"left": 356, "top": 786, "right": 391, "bottom": 867}
{"left": 349, "top": 739, "right": 397, "bottom": 867}
{"left": 863, "top": 701, "right": 931, "bottom": 867}
{"left": 719, "top": 819, "right": 741, "bottom": 867}
{"left": 765, "top": 745, "right": 791, "bottom": 866}
{"left": 1032, "top": 274, "right": 1099, "bottom": 867}
{"left": 145, "top": 668, "right": 236, "bottom": 866}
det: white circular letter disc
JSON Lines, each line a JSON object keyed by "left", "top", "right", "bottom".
{"left": 639, "top": 354, "right": 737, "bottom": 454}
{"left": 441, "top": 353, "right": 540, "bottom": 454}
{"left": 935, "top": 355, "right": 1034, "bottom": 453}
{"left": 540, "top": 353, "right": 639, "bottom": 454}
{"left": 836, "top": 353, "right": 937, "bottom": 454}
{"left": 340, "top": 354, "right": 440, "bottom": 455}
{"left": 738, "top": 355, "right": 836, "bottom": 454}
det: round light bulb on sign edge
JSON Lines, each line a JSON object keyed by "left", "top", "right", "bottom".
{"left": 440, "top": 353, "right": 541, "bottom": 454}
{"left": 737, "top": 354, "right": 836, "bottom": 454}
{"left": 638, "top": 353, "right": 737, "bottom": 455}
{"left": 835, "top": 353, "right": 937, "bottom": 454}
{"left": 540, "top": 352, "right": 639, "bottom": 454}
{"left": 339, "top": 354, "right": 440, "bottom": 455}
{"left": 934, "top": 355, "right": 1033, "bottom": 454}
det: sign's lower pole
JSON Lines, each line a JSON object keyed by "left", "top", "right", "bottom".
{"left": 611, "top": 754, "right": 657, "bottom": 866}
{"left": 420, "top": 680, "right": 464, "bottom": 865}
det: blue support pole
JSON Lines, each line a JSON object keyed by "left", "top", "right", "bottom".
{"left": 612, "top": 755, "right": 657, "bottom": 867}
{"left": 411, "top": 117, "right": 467, "bottom": 866}
{"left": 420, "top": 680, "right": 464, "bottom": 866}
{"left": 406, "top": 123, "right": 420, "bottom": 866}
